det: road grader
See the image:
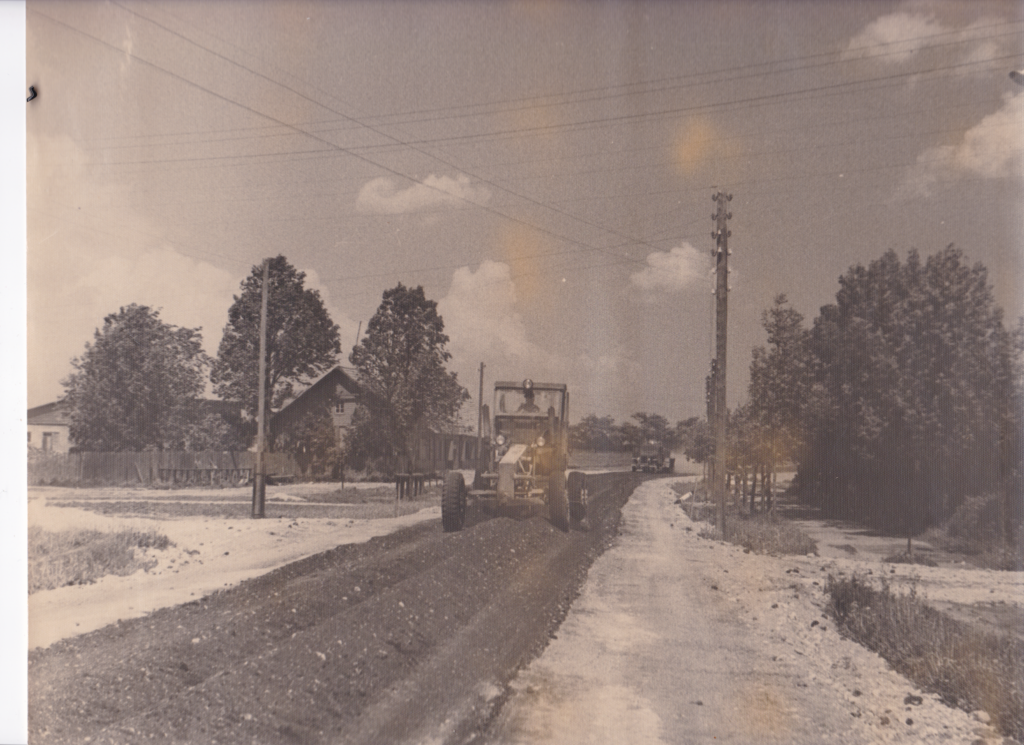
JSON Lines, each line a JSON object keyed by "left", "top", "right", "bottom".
{"left": 442, "top": 379, "right": 586, "bottom": 532}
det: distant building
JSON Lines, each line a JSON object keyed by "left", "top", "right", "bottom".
{"left": 270, "top": 366, "right": 361, "bottom": 446}
{"left": 27, "top": 401, "right": 72, "bottom": 454}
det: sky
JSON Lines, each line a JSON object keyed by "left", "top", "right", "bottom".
{"left": 26, "top": 0, "right": 1024, "bottom": 428}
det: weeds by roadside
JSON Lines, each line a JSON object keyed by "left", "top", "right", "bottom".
{"left": 686, "top": 503, "right": 818, "bottom": 556}
{"left": 29, "top": 526, "right": 173, "bottom": 594}
{"left": 825, "top": 572, "right": 1024, "bottom": 741}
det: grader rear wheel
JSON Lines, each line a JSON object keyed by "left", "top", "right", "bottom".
{"left": 567, "top": 470, "right": 586, "bottom": 522}
{"left": 548, "top": 474, "right": 569, "bottom": 532}
{"left": 442, "top": 471, "right": 467, "bottom": 532}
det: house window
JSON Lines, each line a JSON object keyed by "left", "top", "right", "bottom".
{"left": 334, "top": 400, "right": 345, "bottom": 414}
{"left": 42, "top": 432, "right": 55, "bottom": 451}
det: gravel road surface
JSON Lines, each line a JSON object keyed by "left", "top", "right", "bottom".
{"left": 29, "top": 475, "right": 1017, "bottom": 744}
{"left": 489, "top": 479, "right": 1006, "bottom": 745}
{"left": 29, "top": 474, "right": 639, "bottom": 745}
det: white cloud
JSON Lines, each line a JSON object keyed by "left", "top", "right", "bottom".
{"left": 300, "top": 267, "right": 361, "bottom": 359}
{"left": 903, "top": 92, "right": 1024, "bottom": 195}
{"left": 26, "top": 132, "right": 367, "bottom": 405}
{"left": 954, "top": 92, "right": 1024, "bottom": 178}
{"left": 844, "top": 11, "right": 1010, "bottom": 74}
{"left": 630, "top": 243, "right": 709, "bottom": 294}
{"left": 844, "top": 11, "right": 946, "bottom": 63}
{"left": 356, "top": 174, "right": 491, "bottom": 214}
{"left": 440, "top": 260, "right": 552, "bottom": 364}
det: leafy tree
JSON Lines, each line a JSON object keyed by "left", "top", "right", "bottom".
{"left": 211, "top": 256, "right": 341, "bottom": 439}
{"left": 62, "top": 304, "right": 211, "bottom": 451}
{"left": 621, "top": 412, "right": 681, "bottom": 452}
{"left": 747, "top": 294, "right": 811, "bottom": 501}
{"left": 797, "top": 246, "right": 1021, "bottom": 534}
{"left": 347, "top": 283, "right": 469, "bottom": 471}
{"left": 569, "top": 414, "right": 622, "bottom": 451}
{"left": 677, "top": 417, "right": 713, "bottom": 466}
{"left": 278, "top": 409, "right": 345, "bottom": 479}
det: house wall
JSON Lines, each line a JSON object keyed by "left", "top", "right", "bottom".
{"left": 271, "top": 380, "right": 357, "bottom": 444}
{"left": 27, "top": 424, "right": 71, "bottom": 454}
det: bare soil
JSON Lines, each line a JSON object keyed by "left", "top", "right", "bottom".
{"left": 28, "top": 474, "right": 639, "bottom": 744}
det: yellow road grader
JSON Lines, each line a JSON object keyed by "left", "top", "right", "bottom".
{"left": 442, "top": 379, "right": 586, "bottom": 532}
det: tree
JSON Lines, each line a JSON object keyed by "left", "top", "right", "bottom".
{"left": 211, "top": 256, "right": 341, "bottom": 440}
{"left": 747, "top": 294, "right": 811, "bottom": 505}
{"left": 278, "top": 409, "right": 345, "bottom": 480}
{"left": 569, "top": 414, "right": 622, "bottom": 451}
{"left": 621, "top": 412, "right": 681, "bottom": 452}
{"left": 347, "top": 283, "right": 469, "bottom": 471}
{"left": 62, "top": 304, "right": 211, "bottom": 451}
{"left": 797, "top": 246, "right": 1021, "bottom": 534}
{"left": 677, "top": 417, "right": 713, "bottom": 467}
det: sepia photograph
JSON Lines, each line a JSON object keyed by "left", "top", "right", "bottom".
{"left": 24, "top": 1, "right": 1024, "bottom": 743}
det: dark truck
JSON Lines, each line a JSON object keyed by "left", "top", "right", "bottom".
{"left": 442, "top": 379, "right": 586, "bottom": 532}
{"left": 632, "top": 440, "right": 675, "bottom": 473}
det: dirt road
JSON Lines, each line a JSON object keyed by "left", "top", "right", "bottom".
{"left": 29, "top": 475, "right": 1013, "bottom": 744}
{"left": 489, "top": 479, "right": 1001, "bottom": 745}
{"left": 28, "top": 474, "right": 639, "bottom": 745}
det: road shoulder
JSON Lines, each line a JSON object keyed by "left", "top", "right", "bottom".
{"left": 489, "top": 479, "right": 997, "bottom": 744}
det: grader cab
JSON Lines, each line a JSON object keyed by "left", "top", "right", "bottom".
{"left": 442, "top": 379, "right": 586, "bottom": 532}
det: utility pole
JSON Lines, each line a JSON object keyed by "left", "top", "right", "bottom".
{"left": 477, "top": 362, "right": 485, "bottom": 474}
{"left": 711, "top": 191, "right": 732, "bottom": 536}
{"left": 252, "top": 258, "right": 270, "bottom": 519}
{"left": 705, "top": 359, "right": 716, "bottom": 488}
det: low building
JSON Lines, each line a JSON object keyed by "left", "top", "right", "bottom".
{"left": 27, "top": 401, "right": 73, "bottom": 454}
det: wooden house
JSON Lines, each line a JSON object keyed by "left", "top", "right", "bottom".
{"left": 270, "top": 366, "right": 361, "bottom": 446}
{"left": 27, "top": 401, "right": 73, "bottom": 454}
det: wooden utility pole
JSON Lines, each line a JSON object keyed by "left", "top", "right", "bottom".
{"left": 252, "top": 258, "right": 270, "bottom": 519}
{"left": 477, "top": 362, "right": 485, "bottom": 473}
{"left": 711, "top": 191, "right": 732, "bottom": 536}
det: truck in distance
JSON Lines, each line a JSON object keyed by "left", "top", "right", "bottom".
{"left": 632, "top": 440, "right": 675, "bottom": 473}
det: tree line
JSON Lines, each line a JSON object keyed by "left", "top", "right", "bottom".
{"left": 60, "top": 256, "right": 468, "bottom": 476}
{"left": 729, "top": 246, "right": 1022, "bottom": 538}
{"left": 568, "top": 413, "right": 712, "bottom": 464}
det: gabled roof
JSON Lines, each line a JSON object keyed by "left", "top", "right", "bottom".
{"left": 27, "top": 401, "right": 71, "bottom": 426}
{"left": 273, "top": 366, "right": 361, "bottom": 417}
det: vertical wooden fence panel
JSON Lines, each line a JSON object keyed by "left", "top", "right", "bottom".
{"left": 28, "top": 450, "right": 298, "bottom": 486}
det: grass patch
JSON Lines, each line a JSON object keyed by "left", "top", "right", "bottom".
{"left": 825, "top": 573, "right": 1024, "bottom": 741}
{"left": 696, "top": 509, "right": 818, "bottom": 556}
{"left": 29, "top": 526, "right": 173, "bottom": 594}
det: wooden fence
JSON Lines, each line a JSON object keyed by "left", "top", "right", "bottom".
{"left": 28, "top": 451, "right": 299, "bottom": 487}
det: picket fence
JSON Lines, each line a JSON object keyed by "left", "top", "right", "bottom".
{"left": 28, "top": 450, "right": 299, "bottom": 487}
